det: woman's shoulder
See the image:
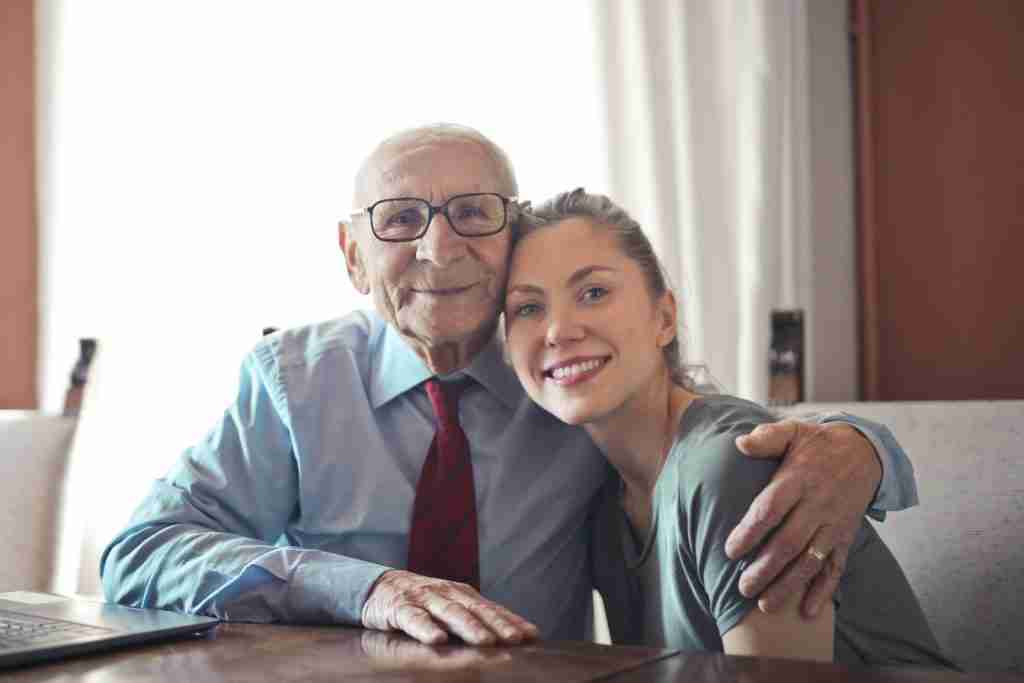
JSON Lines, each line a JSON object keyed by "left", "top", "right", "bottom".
{"left": 681, "top": 393, "right": 777, "bottom": 435}
{"left": 665, "top": 394, "right": 780, "bottom": 510}
{"left": 673, "top": 394, "right": 777, "bottom": 458}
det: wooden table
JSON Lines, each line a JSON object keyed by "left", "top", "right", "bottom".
{"left": 3, "top": 623, "right": 1020, "bottom": 682}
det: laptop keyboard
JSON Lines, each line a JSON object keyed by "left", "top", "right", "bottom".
{"left": 0, "top": 610, "right": 111, "bottom": 650}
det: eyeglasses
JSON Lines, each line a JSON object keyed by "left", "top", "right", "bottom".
{"left": 351, "top": 193, "right": 517, "bottom": 243}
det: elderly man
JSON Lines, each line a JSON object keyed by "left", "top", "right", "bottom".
{"left": 101, "top": 124, "right": 916, "bottom": 646}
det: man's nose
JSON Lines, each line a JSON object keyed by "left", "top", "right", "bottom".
{"left": 415, "top": 211, "right": 468, "bottom": 266}
{"left": 545, "top": 309, "right": 585, "bottom": 347}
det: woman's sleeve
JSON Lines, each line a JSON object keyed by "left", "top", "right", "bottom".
{"left": 675, "top": 434, "right": 779, "bottom": 637}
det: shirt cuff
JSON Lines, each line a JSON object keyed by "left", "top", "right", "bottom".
{"left": 819, "top": 412, "right": 920, "bottom": 519}
{"left": 199, "top": 548, "right": 393, "bottom": 625}
{"left": 286, "top": 554, "right": 392, "bottom": 625}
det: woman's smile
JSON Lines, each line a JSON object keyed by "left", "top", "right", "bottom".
{"left": 543, "top": 356, "right": 611, "bottom": 386}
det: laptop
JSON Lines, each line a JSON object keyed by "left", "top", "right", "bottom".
{"left": 0, "top": 591, "right": 218, "bottom": 669}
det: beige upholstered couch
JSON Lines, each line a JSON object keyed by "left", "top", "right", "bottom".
{"left": 791, "top": 401, "right": 1023, "bottom": 673}
{"left": 3, "top": 403, "right": 1021, "bottom": 672}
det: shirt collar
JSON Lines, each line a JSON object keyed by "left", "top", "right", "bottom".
{"left": 462, "top": 334, "right": 523, "bottom": 411}
{"left": 369, "top": 317, "right": 523, "bottom": 411}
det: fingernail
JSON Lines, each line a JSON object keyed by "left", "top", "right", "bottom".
{"left": 807, "top": 602, "right": 820, "bottom": 618}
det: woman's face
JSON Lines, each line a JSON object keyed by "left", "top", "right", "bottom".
{"left": 504, "top": 217, "right": 676, "bottom": 426}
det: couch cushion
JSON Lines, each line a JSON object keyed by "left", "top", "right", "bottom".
{"left": 794, "top": 401, "right": 1024, "bottom": 673}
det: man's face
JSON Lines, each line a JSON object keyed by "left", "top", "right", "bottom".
{"left": 341, "top": 141, "right": 512, "bottom": 358}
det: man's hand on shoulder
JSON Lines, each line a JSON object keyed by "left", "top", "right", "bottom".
{"left": 361, "top": 570, "right": 540, "bottom": 646}
{"left": 724, "top": 420, "right": 881, "bottom": 618}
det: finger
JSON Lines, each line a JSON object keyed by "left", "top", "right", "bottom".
{"left": 426, "top": 599, "right": 498, "bottom": 646}
{"left": 803, "top": 538, "right": 850, "bottom": 618}
{"left": 735, "top": 420, "right": 800, "bottom": 458}
{"left": 392, "top": 604, "right": 449, "bottom": 645}
{"left": 735, "top": 494, "right": 819, "bottom": 597}
{"left": 755, "top": 525, "right": 835, "bottom": 613}
{"left": 464, "top": 602, "right": 539, "bottom": 643}
{"left": 726, "top": 475, "right": 804, "bottom": 560}
{"left": 441, "top": 584, "right": 540, "bottom": 642}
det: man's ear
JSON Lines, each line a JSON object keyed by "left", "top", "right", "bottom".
{"left": 656, "top": 290, "right": 678, "bottom": 348}
{"left": 339, "top": 221, "right": 370, "bottom": 294}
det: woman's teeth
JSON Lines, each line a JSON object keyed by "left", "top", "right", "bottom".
{"left": 550, "top": 359, "right": 604, "bottom": 380}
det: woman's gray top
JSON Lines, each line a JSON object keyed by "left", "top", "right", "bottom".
{"left": 591, "top": 394, "right": 957, "bottom": 668}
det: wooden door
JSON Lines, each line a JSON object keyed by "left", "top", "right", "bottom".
{"left": 854, "top": 0, "right": 1024, "bottom": 400}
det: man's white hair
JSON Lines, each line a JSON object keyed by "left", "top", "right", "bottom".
{"left": 353, "top": 123, "right": 518, "bottom": 208}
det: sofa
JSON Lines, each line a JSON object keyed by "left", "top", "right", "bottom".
{"left": 3, "top": 401, "right": 1021, "bottom": 672}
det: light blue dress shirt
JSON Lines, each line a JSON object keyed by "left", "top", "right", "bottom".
{"left": 100, "top": 310, "right": 918, "bottom": 639}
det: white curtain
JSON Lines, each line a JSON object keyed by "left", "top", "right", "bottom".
{"left": 592, "top": 0, "right": 857, "bottom": 401}
{"left": 38, "top": 0, "right": 610, "bottom": 596}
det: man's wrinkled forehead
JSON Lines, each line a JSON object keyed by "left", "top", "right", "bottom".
{"left": 353, "top": 139, "right": 500, "bottom": 207}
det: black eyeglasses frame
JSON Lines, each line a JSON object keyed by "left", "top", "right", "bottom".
{"left": 350, "top": 192, "right": 518, "bottom": 243}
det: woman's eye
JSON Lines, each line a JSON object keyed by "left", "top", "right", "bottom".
{"left": 511, "top": 302, "right": 542, "bottom": 318}
{"left": 581, "top": 286, "right": 609, "bottom": 303}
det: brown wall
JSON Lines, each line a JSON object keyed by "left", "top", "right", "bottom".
{"left": 0, "top": 0, "right": 38, "bottom": 408}
{"left": 855, "top": 0, "right": 1024, "bottom": 400}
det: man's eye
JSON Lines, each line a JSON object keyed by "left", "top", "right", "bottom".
{"left": 581, "top": 286, "right": 609, "bottom": 302}
{"left": 385, "top": 209, "right": 423, "bottom": 226}
{"left": 455, "top": 205, "right": 486, "bottom": 219}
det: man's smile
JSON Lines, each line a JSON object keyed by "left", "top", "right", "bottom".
{"left": 411, "top": 283, "right": 479, "bottom": 296}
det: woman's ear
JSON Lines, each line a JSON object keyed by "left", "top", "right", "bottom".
{"left": 339, "top": 221, "right": 370, "bottom": 294}
{"left": 656, "top": 290, "right": 678, "bottom": 348}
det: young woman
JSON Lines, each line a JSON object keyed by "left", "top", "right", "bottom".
{"left": 503, "top": 188, "right": 955, "bottom": 666}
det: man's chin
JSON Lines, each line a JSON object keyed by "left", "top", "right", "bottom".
{"left": 396, "top": 311, "right": 500, "bottom": 352}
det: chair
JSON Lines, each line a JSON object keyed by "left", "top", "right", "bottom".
{"left": 0, "top": 413, "right": 78, "bottom": 591}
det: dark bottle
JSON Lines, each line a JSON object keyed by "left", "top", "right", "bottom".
{"left": 768, "top": 310, "right": 804, "bottom": 406}
{"left": 63, "top": 338, "right": 98, "bottom": 417}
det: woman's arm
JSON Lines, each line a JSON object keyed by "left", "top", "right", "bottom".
{"left": 669, "top": 404, "right": 838, "bottom": 662}
{"left": 722, "top": 590, "right": 834, "bottom": 661}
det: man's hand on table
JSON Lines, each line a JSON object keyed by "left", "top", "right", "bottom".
{"left": 726, "top": 420, "right": 882, "bottom": 618}
{"left": 361, "top": 570, "right": 540, "bottom": 646}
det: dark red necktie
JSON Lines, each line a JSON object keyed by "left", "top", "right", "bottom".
{"left": 407, "top": 378, "right": 480, "bottom": 589}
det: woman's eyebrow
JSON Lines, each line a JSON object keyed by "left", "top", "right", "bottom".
{"left": 507, "top": 266, "right": 618, "bottom": 298}
{"left": 566, "top": 265, "right": 617, "bottom": 287}
{"left": 507, "top": 283, "right": 544, "bottom": 297}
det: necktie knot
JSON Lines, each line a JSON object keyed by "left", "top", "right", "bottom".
{"left": 425, "top": 378, "right": 468, "bottom": 428}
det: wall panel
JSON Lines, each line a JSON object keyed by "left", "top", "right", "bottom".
{"left": 0, "top": 0, "right": 38, "bottom": 408}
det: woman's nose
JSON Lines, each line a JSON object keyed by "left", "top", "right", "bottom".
{"left": 545, "top": 311, "right": 585, "bottom": 346}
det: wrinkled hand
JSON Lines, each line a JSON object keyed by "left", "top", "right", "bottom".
{"left": 726, "top": 420, "right": 881, "bottom": 618}
{"left": 361, "top": 570, "right": 540, "bottom": 646}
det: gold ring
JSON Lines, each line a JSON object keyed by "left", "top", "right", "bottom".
{"left": 807, "top": 546, "right": 828, "bottom": 562}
